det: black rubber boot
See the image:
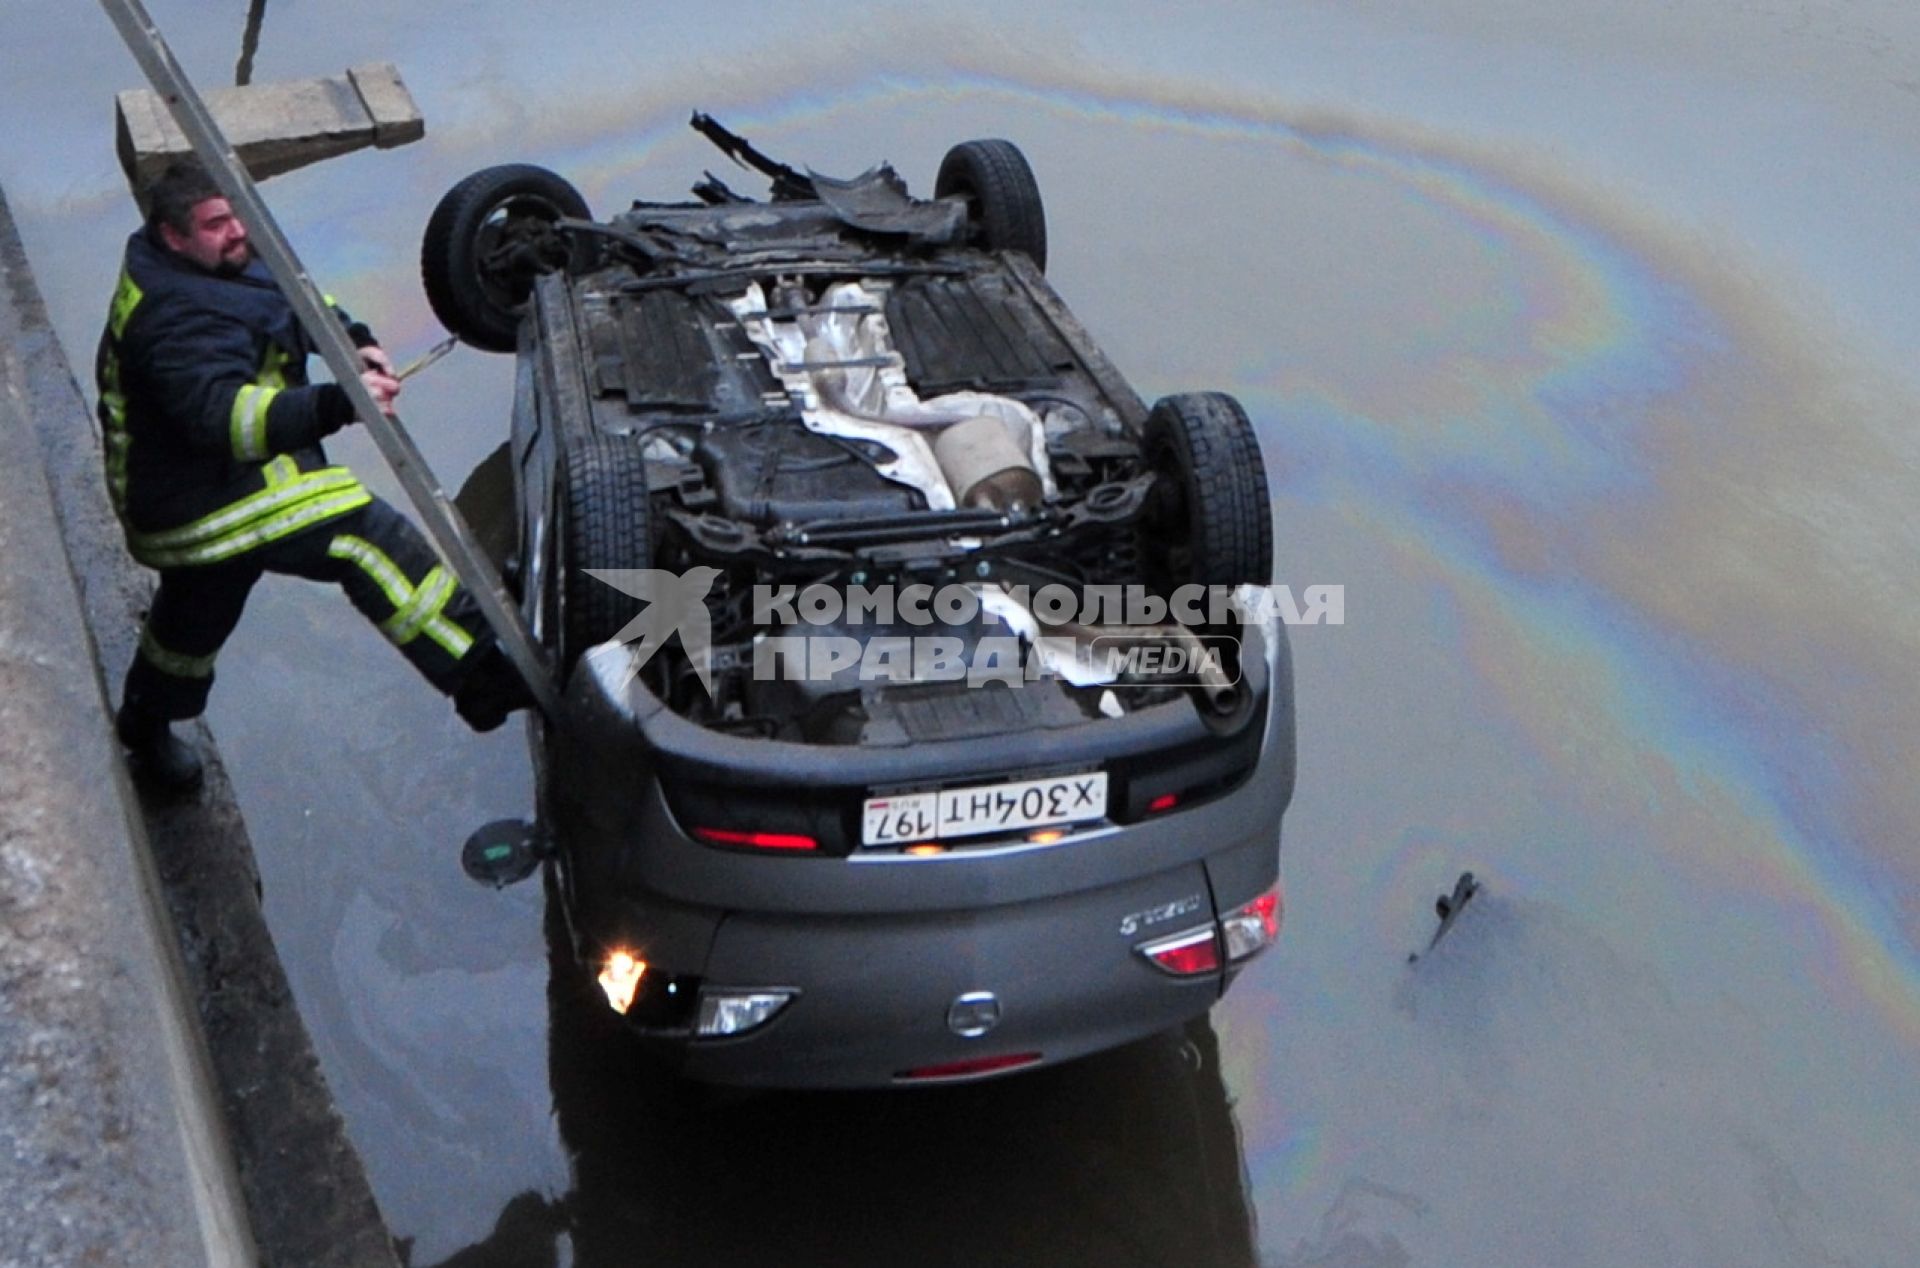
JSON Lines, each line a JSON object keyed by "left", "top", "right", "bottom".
{"left": 452, "top": 641, "right": 536, "bottom": 733}
{"left": 115, "top": 703, "right": 205, "bottom": 796}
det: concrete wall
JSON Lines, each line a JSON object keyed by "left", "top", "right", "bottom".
{"left": 0, "top": 185, "right": 400, "bottom": 1267}
{"left": 0, "top": 186, "right": 250, "bottom": 1268}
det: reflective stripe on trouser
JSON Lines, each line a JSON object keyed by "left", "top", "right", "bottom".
{"left": 123, "top": 561, "right": 259, "bottom": 721}
{"left": 122, "top": 496, "right": 484, "bottom": 721}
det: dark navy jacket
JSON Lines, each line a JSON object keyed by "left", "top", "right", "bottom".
{"left": 95, "top": 227, "right": 377, "bottom": 566}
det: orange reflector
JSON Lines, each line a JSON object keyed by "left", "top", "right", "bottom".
{"left": 1148, "top": 793, "right": 1180, "bottom": 814}
{"left": 693, "top": 827, "right": 819, "bottom": 851}
{"left": 896, "top": 1052, "right": 1042, "bottom": 1082}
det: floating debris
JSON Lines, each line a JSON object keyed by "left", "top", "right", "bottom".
{"left": 1409, "top": 871, "right": 1481, "bottom": 962}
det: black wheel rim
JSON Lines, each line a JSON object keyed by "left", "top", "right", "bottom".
{"left": 473, "top": 195, "right": 570, "bottom": 313}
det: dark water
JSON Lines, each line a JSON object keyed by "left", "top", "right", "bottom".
{"left": 4, "top": 2, "right": 1917, "bottom": 1263}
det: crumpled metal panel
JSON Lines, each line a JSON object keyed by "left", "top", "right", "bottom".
{"left": 807, "top": 165, "right": 967, "bottom": 241}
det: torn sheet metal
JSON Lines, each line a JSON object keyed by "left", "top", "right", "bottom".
{"left": 808, "top": 166, "right": 967, "bottom": 241}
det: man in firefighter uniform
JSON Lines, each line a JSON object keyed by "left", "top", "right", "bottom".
{"left": 99, "top": 160, "right": 526, "bottom": 792}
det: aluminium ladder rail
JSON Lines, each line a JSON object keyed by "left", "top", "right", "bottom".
{"left": 96, "top": 0, "right": 562, "bottom": 719}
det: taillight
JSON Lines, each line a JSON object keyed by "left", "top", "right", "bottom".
{"left": 1222, "top": 888, "right": 1283, "bottom": 962}
{"left": 1137, "top": 925, "right": 1221, "bottom": 976}
{"left": 895, "top": 1053, "right": 1043, "bottom": 1083}
{"left": 663, "top": 775, "right": 847, "bottom": 853}
{"left": 1117, "top": 723, "right": 1263, "bottom": 821}
{"left": 692, "top": 827, "right": 819, "bottom": 852}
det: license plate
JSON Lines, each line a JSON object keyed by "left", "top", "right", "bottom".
{"left": 863, "top": 772, "right": 1108, "bottom": 846}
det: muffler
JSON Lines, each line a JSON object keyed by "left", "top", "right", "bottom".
{"left": 933, "top": 416, "right": 1044, "bottom": 511}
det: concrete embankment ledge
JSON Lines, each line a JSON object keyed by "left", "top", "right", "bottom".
{"left": 0, "top": 185, "right": 400, "bottom": 1267}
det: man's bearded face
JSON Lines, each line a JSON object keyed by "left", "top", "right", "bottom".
{"left": 163, "top": 196, "right": 252, "bottom": 275}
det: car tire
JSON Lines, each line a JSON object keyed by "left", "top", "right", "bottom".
{"left": 557, "top": 433, "right": 651, "bottom": 671}
{"left": 422, "top": 164, "right": 591, "bottom": 353}
{"left": 1145, "top": 392, "right": 1273, "bottom": 587}
{"left": 935, "top": 139, "right": 1047, "bottom": 271}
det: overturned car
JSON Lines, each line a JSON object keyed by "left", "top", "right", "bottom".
{"left": 423, "top": 116, "right": 1295, "bottom": 1087}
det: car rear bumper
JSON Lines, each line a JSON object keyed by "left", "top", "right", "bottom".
{"left": 556, "top": 814, "right": 1281, "bottom": 1088}
{"left": 545, "top": 613, "right": 1292, "bottom": 1086}
{"left": 685, "top": 857, "right": 1225, "bottom": 1087}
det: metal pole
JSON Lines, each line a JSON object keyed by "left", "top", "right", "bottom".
{"left": 97, "top": 0, "right": 562, "bottom": 718}
{"left": 235, "top": 0, "right": 266, "bottom": 86}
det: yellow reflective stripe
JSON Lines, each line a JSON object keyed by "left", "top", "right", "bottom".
{"left": 103, "top": 421, "right": 131, "bottom": 510}
{"left": 101, "top": 373, "right": 131, "bottom": 513}
{"left": 230, "top": 384, "right": 278, "bottom": 460}
{"left": 327, "top": 534, "right": 414, "bottom": 614}
{"left": 262, "top": 454, "right": 299, "bottom": 487}
{"left": 109, "top": 269, "right": 143, "bottom": 339}
{"left": 421, "top": 615, "right": 475, "bottom": 660}
{"left": 327, "top": 538, "right": 474, "bottom": 658}
{"left": 381, "top": 566, "right": 454, "bottom": 644}
{"left": 135, "top": 488, "right": 372, "bottom": 568}
{"left": 100, "top": 337, "right": 133, "bottom": 512}
{"left": 103, "top": 269, "right": 143, "bottom": 513}
{"left": 138, "top": 627, "right": 216, "bottom": 679}
{"left": 258, "top": 344, "right": 290, "bottom": 390}
{"left": 132, "top": 467, "right": 362, "bottom": 552}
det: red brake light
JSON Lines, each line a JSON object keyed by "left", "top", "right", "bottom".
{"left": 1148, "top": 793, "right": 1180, "bottom": 814}
{"left": 1138, "top": 926, "right": 1221, "bottom": 976}
{"left": 895, "top": 1053, "right": 1043, "bottom": 1082}
{"left": 692, "top": 827, "right": 819, "bottom": 852}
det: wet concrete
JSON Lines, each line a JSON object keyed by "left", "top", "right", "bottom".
{"left": 1, "top": 184, "right": 399, "bottom": 1267}
{"left": 0, "top": 185, "right": 238, "bottom": 1268}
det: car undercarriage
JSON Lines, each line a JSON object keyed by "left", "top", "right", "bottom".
{"left": 420, "top": 114, "right": 1293, "bottom": 1086}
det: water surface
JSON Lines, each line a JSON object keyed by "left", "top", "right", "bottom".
{"left": 3, "top": 2, "right": 1916, "bottom": 1263}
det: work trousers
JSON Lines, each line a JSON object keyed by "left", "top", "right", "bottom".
{"left": 122, "top": 496, "right": 483, "bottom": 721}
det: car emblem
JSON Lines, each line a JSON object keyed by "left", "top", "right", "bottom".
{"left": 1118, "top": 892, "right": 1204, "bottom": 937}
{"left": 947, "top": 991, "right": 1002, "bottom": 1038}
